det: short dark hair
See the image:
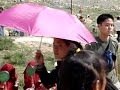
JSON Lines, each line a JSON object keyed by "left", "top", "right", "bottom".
{"left": 60, "top": 50, "right": 107, "bottom": 90}
{"left": 97, "top": 14, "right": 114, "bottom": 24}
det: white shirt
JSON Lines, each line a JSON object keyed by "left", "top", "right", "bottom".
{"left": 114, "top": 20, "right": 120, "bottom": 31}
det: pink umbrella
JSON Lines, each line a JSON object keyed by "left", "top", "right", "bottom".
{"left": 0, "top": 3, "right": 96, "bottom": 44}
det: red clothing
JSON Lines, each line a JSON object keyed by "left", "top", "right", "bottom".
{"left": 0, "top": 63, "right": 18, "bottom": 90}
{"left": 23, "top": 60, "right": 47, "bottom": 90}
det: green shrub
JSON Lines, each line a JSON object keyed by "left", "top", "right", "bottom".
{"left": 3, "top": 53, "right": 11, "bottom": 60}
{"left": 15, "top": 65, "right": 24, "bottom": 90}
{"left": 12, "top": 52, "right": 25, "bottom": 65}
{"left": 3, "top": 52, "right": 25, "bottom": 65}
{"left": 0, "top": 37, "right": 15, "bottom": 50}
{"left": 3, "top": 47, "right": 33, "bottom": 65}
{"left": 19, "top": 79, "right": 24, "bottom": 90}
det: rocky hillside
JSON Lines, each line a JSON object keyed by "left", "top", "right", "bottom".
{"left": 1, "top": 0, "right": 120, "bottom": 10}
{"left": 63, "top": 0, "right": 120, "bottom": 10}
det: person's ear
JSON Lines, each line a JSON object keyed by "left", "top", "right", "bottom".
{"left": 94, "top": 80, "right": 100, "bottom": 90}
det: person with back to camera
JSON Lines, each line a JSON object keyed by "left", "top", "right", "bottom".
{"left": 34, "top": 38, "right": 83, "bottom": 90}
{"left": 59, "top": 50, "right": 107, "bottom": 90}
{"left": 60, "top": 50, "right": 119, "bottom": 90}
{"left": 85, "top": 13, "right": 120, "bottom": 89}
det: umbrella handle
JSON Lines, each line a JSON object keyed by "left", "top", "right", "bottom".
{"left": 39, "top": 37, "right": 43, "bottom": 50}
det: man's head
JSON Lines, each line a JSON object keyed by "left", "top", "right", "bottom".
{"left": 0, "top": 7, "right": 3, "bottom": 13}
{"left": 97, "top": 14, "right": 114, "bottom": 24}
{"left": 97, "top": 14, "right": 114, "bottom": 36}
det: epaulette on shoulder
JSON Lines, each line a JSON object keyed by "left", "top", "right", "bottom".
{"left": 110, "top": 36, "right": 118, "bottom": 44}
{"left": 109, "top": 36, "right": 118, "bottom": 52}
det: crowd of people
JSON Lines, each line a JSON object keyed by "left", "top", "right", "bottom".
{"left": 0, "top": 6, "right": 120, "bottom": 90}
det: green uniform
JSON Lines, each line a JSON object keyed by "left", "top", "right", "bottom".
{"left": 85, "top": 36, "right": 118, "bottom": 84}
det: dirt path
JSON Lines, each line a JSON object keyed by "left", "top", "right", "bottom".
{"left": 13, "top": 36, "right": 53, "bottom": 44}
{"left": 12, "top": 36, "right": 53, "bottom": 52}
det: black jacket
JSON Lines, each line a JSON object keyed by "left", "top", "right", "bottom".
{"left": 36, "top": 61, "right": 62, "bottom": 89}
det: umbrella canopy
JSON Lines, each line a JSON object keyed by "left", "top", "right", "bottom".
{"left": 0, "top": 3, "right": 96, "bottom": 44}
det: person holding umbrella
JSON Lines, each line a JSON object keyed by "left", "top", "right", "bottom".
{"left": 0, "top": 3, "right": 96, "bottom": 90}
{"left": 35, "top": 38, "right": 83, "bottom": 90}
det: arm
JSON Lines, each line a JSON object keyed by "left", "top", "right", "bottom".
{"left": 36, "top": 65, "right": 57, "bottom": 88}
{"left": 35, "top": 50, "right": 57, "bottom": 88}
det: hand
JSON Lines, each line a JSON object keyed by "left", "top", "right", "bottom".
{"left": 35, "top": 50, "right": 44, "bottom": 66}
{"left": 0, "top": 82, "right": 7, "bottom": 90}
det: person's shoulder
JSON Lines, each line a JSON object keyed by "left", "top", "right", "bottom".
{"left": 109, "top": 36, "right": 118, "bottom": 51}
{"left": 86, "top": 36, "right": 98, "bottom": 45}
{"left": 110, "top": 36, "right": 118, "bottom": 44}
{"left": 85, "top": 36, "right": 98, "bottom": 50}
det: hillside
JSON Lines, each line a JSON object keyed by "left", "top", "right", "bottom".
{"left": 1, "top": 0, "right": 120, "bottom": 10}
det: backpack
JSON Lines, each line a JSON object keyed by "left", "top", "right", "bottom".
{"left": 96, "top": 37, "right": 117, "bottom": 72}
{"left": 103, "top": 50, "right": 116, "bottom": 72}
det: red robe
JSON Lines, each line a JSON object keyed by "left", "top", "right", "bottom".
{"left": 23, "top": 60, "right": 47, "bottom": 90}
{"left": 0, "top": 63, "right": 18, "bottom": 90}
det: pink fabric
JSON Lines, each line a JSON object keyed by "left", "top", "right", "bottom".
{"left": 0, "top": 63, "right": 18, "bottom": 90}
{"left": 0, "top": 3, "right": 96, "bottom": 44}
{"left": 24, "top": 60, "right": 47, "bottom": 90}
